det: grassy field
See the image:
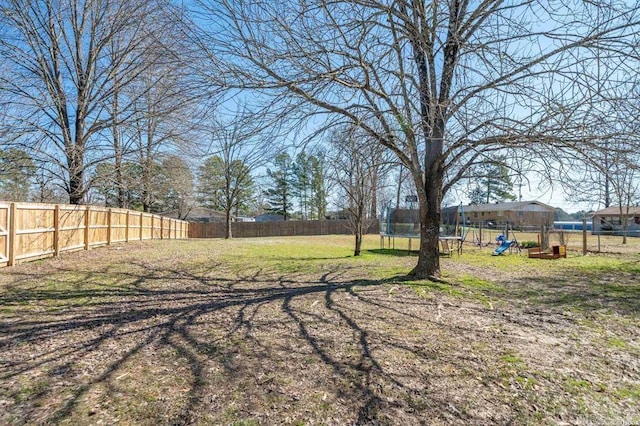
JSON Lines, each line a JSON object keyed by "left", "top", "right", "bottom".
{"left": 0, "top": 235, "right": 638, "bottom": 425}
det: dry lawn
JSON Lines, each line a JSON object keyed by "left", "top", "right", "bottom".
{"left": 0, "top": 235, "right": 638, "bottom": 425}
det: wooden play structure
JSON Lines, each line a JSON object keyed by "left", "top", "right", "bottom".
{"left": 526, "top": 228, "right": 567, "bottom": 259}
{"left": 527, "top": 244, "right": 567, "bottom": 259}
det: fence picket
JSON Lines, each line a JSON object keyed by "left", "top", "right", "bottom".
{"left": 8, "top": 203, "right": 16, "bottom": 266}
{"left": 0, "top": 202, "right": 188, "bottom": 268}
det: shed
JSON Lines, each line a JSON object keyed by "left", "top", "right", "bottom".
{"left": 592, "top": 206, "right": 640, "bottom": 237}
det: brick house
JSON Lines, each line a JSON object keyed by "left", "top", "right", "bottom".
{"left": 442, "top": 201, "right": 554, "bottom": 230}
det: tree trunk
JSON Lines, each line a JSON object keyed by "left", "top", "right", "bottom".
{"left": 353, "top": 209, "right": 363, "bottom": 256}
{"left": 68, "top": 147, "right": 84, "bottom": 204}
{"left": 410, "top": 182, "right": 442, "bottom": 279}
{"left": 352, "top": 201, "right": 364, "bottom": 256}
{"left": 395, "top": 165, "right": 403, "bottom": 209}
{"left": 114, "top": 147, "right": 125, "bottom": 208}
{"left": 409, "top": 129, "right": 445, "bottom": 279}
{"left": 370, "top": 168, "right": 378, "bottom": 218}
{"left": 69, "top": 171, "right": 84, "bottom": 204}
{"left": 620, "top": 205, "right": 628, "bottom": 245}
{"left": 142, "top": 166, "right": 152, "bottom": 212}
{"left": 354, "top": 230, "right": 362, "bottom": 256}
{"left": 112, "top": 86, "right": 125, "bottom": 208}
{"left": 225, "top": 208, "right": 233, "bottom": 239}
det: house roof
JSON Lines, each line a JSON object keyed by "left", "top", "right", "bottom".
{"left": 160, "top": 207, "right": 228, "bottom": 220}
{"left": 459, "top": 201, "right": 554, "bottom": 213}
{"left": 593, "top": 206, "right": 640, "bottom": 216}
{"left": 254, "top": 213, "right": 285, "bottom": 222}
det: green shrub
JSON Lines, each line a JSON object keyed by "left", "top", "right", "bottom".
{"left": 519, "top": 240, "right": 539, "bottom": 249}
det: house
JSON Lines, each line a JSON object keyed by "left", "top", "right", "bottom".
{"left": 592, "top": 206, "right": 640, "bottom": 237}
{"left": 442, "top": 201, "right": 555, "bottom": 230}
{"left": 254, "top": 213, "right": 285, "bottom": 222}
{"left": 236, "top": 216, "right": 256, "bottom": 222}
{"left": 160, "top": 207, "right": 230, "bottom": 223}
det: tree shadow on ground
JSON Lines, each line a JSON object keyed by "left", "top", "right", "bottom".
{"left": 0, "top": 263, "right": 497, "bottom": 425}
{"left": 493, "top": 270, "right": 640, "bottom": 317}
{"left": 365, "top": 249, "right": 418, "bottom": 257}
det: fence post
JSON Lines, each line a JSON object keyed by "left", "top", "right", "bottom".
{"left": 582, "top": 218, "right": 587, "bottom": 255}
{"left": 8, "top": 202, "right": 17, "bottom": 266}
{"left": 84, "top": 205, "right": 91, "bottom": 250}
{"left": 151, "top": 214, "right": 155, "bottom": 240}
{"left": 140, "top": 212, "right": 143, "bottom": 240}
{"left": 107, "top": 208, "right": 112, "bottom": 245}
{"left": 125, "top": 211, "right": 130, "bottom": 242}
{"left": 53, "top": 205, "right": 60, "bottom": 256}
{"left": 160, "top": 217, "right": 164, "bottom": 239}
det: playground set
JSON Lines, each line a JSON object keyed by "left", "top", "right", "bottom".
{"left": 486, "top": 225, "right": 567, "bottom": 259}
{"left": 492, "top": 232, "right": 520, "bottom": 256}
{"left": 379, "top": 202, "right": 567, "bottom": 259}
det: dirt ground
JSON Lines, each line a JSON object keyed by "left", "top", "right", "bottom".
{"left": 0, "top": 236, "right": 638, "bottom": 425}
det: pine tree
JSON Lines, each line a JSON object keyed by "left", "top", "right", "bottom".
{"left": 0, "top": 148, "right": 34, "bottom": 201}
{"left": 198, "top": 155, "right": 255, "bottom": 237}
{"left": 469, "top": 158, "right": 516, "bottom": 204}
{"left": 264, "top": 153, "right": 294, "bottom": 220}
{"left": 309, "top": 153, "right": 328, "bottom": 220}
{"left": 292, "top": 151, "right": 311, "bottom": 219}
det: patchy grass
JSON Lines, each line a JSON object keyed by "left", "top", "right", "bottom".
{"left": 0, "top": 235, "right": 639, "bottom": 425}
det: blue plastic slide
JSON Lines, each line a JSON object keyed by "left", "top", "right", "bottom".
{"left": 492, "top": 241, "right": 512, "bottom": 256}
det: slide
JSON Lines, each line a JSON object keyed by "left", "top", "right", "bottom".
{"left": 492, "top": 240, "right": 512, "bottom": 256}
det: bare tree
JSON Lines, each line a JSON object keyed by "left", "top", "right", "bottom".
{"left": 129, "top": 68, "right": 197, "bottom": 212}
{"left": 563, "top": 82, "right": 640, "bottom": 244}
{"left": 118, "top": 3, "right": 204, "bottom": 212}
{"left": 605, "top": 100, "right": 640, "bottom": 244}
{"left": 196, "top": 0, "right": 640, "bottom": 278}
{"left": 611, "top": 156, "right": 640, "bottom": 244}
{"left": 0, "top": 0, "right": 173, "bottom": 203}
{"left": 329, "top": 125, "right": 384, "bottom": 256}
{"left": 198, "top": 108, "right": 276, "bottom": 238}
{"left": 156, "top": 155, "right": 196, "bottom": 219}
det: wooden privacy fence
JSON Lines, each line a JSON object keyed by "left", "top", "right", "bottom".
{"left": 189, "top": 219, "right": 380, "bottom": 239}
{"left": 0, "top": 202, "right": 189, "bottom": 267}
